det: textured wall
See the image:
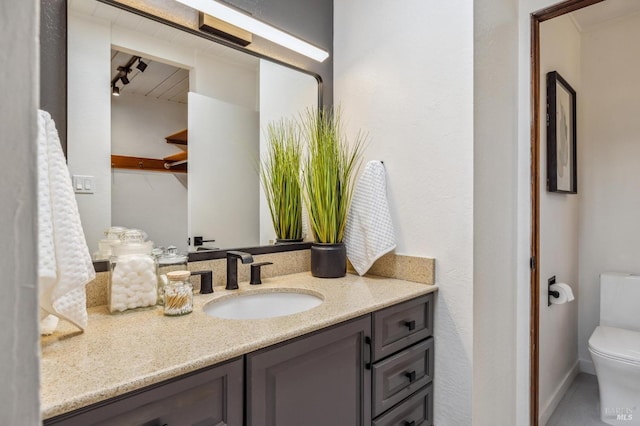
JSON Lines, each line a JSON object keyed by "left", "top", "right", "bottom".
{"left": 473, "top": 0, "right": 519, "bottom": 424}
{"left": 334, "top": 1, "right": 473, "bottom": 423}
{"left": 0, "top": 0, "right": 40, "bottom": 424}
{"left": 538, "top": 15, "right": 581, "bottom": 424}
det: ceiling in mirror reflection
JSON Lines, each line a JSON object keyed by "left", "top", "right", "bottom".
{"left": 111, "top": 50, "right": 189, "bottom": 103}
{"left": 68, "top": 0, "right": 318, "bottom": 258}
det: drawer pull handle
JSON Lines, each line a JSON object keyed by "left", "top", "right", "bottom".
{"left": 405, "top": 370, "right": 417, "bottom": 382}
{"left": 404, "top": 320, "right": 416, "bottom": 331}
{"left": 404, "top": 421, "right": 416, "bottom": 426}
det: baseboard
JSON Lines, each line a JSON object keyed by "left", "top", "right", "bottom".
{"left": 579, "top": 358, "right": 596, "bottom": 375}
{"left": 539, "top": 360, "right": 580, "bottom": 425}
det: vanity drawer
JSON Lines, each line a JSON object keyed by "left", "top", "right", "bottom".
{"left": 373, "top": 294, "right": 433, "bottom": 361}
{"left": 372, "top": 384, "right": 433, "bottom": 426}
{"left": 372, "top": 338, "right": 434, "bottom": 417}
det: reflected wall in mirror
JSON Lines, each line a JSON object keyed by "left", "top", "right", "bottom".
{"left": 67, "top": 0, "right": 318, "bottom": 256}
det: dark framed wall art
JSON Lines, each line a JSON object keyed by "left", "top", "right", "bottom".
{"left": 546, "top": 71, "right": 577, "bottom": 194}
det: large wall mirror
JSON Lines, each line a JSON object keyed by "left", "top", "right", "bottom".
{"left": 67, "top": 0, "right": 319, "bottom": 260}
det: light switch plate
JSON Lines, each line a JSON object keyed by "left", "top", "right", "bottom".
{"left": 73, "top": 175, "right": 94, "bottom": 194}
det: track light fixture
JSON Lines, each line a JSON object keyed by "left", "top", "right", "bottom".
{"left": 117, "top": 66, "right": 131, "bottom": 85}
{"left": 136, "top": 58, "right": 148, "bottom": 72}
{"left": 111, "top": 55, "right": 146, "bottom": 92}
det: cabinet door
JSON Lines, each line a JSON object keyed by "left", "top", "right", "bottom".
{"left": 247, "top": 316, "right": 372, "bottom": 426}
{"left": 44, "top": 357, "right": 243, "bottom": 426}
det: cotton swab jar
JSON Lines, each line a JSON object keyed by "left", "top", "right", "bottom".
{"left": 163, "top": 270, "right": 193, "bottom": 316}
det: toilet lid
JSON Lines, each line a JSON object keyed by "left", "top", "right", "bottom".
{"left": 589, "top": 326, "right": 640, "bottom": 365}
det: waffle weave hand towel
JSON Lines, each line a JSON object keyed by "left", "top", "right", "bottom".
{"left": 38, "top": 110, "right": 95, "bottom": 334}
{"left": 344, "top": 160, "right": 396, "bottom": 276}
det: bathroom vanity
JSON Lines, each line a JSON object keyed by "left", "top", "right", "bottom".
{"left": 41, "top": 273, "right": 436, "bottom": 425}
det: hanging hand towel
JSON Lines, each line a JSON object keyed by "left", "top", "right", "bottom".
{"left": 38, "top": 110, "right": 95, "bottom": 334}
{"left": 344, "top": 160, "right": 396, "bottom": 276}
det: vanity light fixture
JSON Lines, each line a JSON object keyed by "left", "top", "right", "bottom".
{"left": 174, "top": 0, "right": 329, "bottom": 62}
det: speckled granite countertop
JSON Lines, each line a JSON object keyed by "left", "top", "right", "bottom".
{"left": 41, "top": 272, "right": 437, "bottom": 420}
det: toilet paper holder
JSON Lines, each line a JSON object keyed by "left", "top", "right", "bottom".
{"left": 548, "top": 276, "right": 560, "bottom": 306}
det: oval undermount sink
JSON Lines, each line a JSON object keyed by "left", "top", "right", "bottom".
{"left": 203, "top": 291, "right": 323, "bottom": 320}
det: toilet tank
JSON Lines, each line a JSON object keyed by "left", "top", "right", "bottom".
{"left": 600, "top": 272, "right": 640, "bottom": 331}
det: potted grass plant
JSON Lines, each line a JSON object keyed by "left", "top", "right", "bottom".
{"left": 302, "top": 107, "right": 365, "bottom": 278}
{"left": 260, "top": 118, "right": 304, "bottom": 243}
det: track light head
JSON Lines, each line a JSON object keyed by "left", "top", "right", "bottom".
{"left": 120, "top": 75, "right": 130, "bottom": 85}
{"left": 112, "top": 84, "right": 120, "bottom": 96}
{"left": 136, "top": 58, "right": 148, "bottom": 72}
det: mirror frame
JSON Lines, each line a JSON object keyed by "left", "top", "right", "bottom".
{"left": 43, "top": 0, "right": 327, "bottom": 271}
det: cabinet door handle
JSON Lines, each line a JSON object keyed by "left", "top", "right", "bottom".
{"left": 405, "top": 370, "right": 417, "bottom": 382}
{"left": 364, "top": 336, "right": 372, "bottom": 370}
{"left": 404, "top": 320, "right": 416, "bottom": 331}
{"left": 404, "top": 421, "right": 416, "bottom": 426}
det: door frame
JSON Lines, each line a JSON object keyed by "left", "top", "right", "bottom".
{"left": 529, "top": 1, "right": 604, "bottom": 425}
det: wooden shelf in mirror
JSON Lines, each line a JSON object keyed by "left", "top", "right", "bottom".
{"left": 165, "top": 128, "right": 188, "bottom": 145}
{"left": 163, "top": 151, "right": 187, "bottom": 162}
{"left": 111, "top": 155, "right": 187, "bottom": 173}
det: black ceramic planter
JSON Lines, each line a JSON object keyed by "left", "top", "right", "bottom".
{"left": 310, "top": 243, "right": 347, "bottom": 278}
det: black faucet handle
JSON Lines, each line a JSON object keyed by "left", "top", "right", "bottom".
{"left": 190, "top": 270, "right": 213, "bottom": 294}
{"left": 250, "top": 262, "right": 273, "bottom": 285}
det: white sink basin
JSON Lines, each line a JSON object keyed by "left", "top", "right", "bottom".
{"left": 203, "top": 291, "right": 323, "bottom": 320}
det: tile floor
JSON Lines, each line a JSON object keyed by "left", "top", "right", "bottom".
{"left": 546, "top": 373, "right": 608, "bottom": 426}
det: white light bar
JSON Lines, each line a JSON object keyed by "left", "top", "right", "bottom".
{"left": 175, "top": 0, "right": 329, "bottom": 62}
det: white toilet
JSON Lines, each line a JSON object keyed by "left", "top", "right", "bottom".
{"left": 589, "top": 272, "right": 640, "bottom": 425}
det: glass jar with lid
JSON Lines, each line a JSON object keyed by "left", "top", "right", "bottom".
{"left": 156, "top": 246, "right": 188, "bottom": 304}
{"left": 108, "top": 229, "right": 158, "bottom": 313}
{"left": 94, "top": 226, "right": 127, "bottom": 260}
{"left": 164, "top": 270, "right": 193, "bottom": 316}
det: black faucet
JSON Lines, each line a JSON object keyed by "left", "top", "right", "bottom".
{"left": 226, "top": 251, "right": 253, "bottom": 290}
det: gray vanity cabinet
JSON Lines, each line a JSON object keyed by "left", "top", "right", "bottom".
{"left": 44, "top": 357, "right": 243, "bottom": 426}
{"left": 44, "top": 293, "right": 435, "bottom": 426}
{"left": 246, "top": 315, "right": 372, "bottom": 426}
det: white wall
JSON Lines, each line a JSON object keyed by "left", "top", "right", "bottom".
{"left": 188, "top": 93, "right": 260, "bottom": 249}
{"left": 111, "top": 93, "right": 188, "bottom": 251}
{"left": 193, "top": 51, "right": 257, "bottom": 111}
{"left": 258, "top": 60, "right": 318, "bottom": 245}
{"left": 0, "top": 0, "right": 40, "bottom": 424}
{"left": 67, "top": 12, "right": 112, "bottom": 255}
{"left": 538, "top": 15, "right": 581, "bottom": 424}
{"left": 334, "top": 1, "right": 474, "bottom": 424}
{"left": 578, "top": 13, "right": 640, "bottom": 373}
{"left": 473, "top": 0, "right": 520, "bottom": 424}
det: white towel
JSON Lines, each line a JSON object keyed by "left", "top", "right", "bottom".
{"left": 344, "top": 160, "right": 396, "bottom": 276}
{"left": 38, "top": 110, "right": 95, "bottom": 334}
